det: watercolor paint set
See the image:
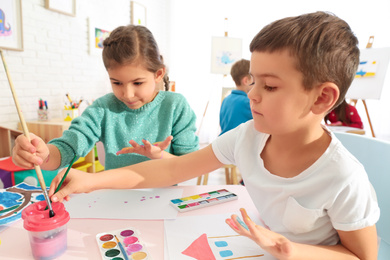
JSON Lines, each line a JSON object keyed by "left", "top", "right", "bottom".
{"left": 169, "top": 189, "right": 238, "bottom": 212}
{"left": 96, "top": 228, "right": 150, "bottom": 260}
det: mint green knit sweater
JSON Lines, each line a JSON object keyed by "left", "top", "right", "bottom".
{"left": 49, "top": 91, "right": 199, "bottom": 170}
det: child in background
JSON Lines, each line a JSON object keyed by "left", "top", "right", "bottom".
{"left": 12, "top": 25, "right": 199, "bottom": 171}
{"left": 325, "top": 99, "right": 363, "bottom": 129}
{"left": 219, "top": 59, "right": 253, "bottom": 135}
{"left": 50, "top": 12, "right": 379, "bottom": 259}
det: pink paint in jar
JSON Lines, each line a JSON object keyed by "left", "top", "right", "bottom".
{"left": 22, "top": 200, "right": 70, "bottom": 260}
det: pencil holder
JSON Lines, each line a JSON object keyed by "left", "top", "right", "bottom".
{"left": 62, "top": 108, "right": 79, "bottom": 121}
{"left": 22, "top": 200, "right": 70, "bottom": 260}
{"left": 37, "top": 109, "right": 49, "bottom": 121}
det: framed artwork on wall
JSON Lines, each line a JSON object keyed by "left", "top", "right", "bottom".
{"left": 45, "top": 0, "right": 76, "bottom": 17}
{"left": 88, "top": 18, "right": 111, "bottom": 55}
{"left": 131, "top": 1, "right": 146, "bottom": 26}
{"left": 0, "top": 0, "right": 23, "bottom": 51}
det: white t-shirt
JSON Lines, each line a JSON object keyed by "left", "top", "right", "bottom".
{"left": 212, "top": 120, "right": 380, "bottom": 245}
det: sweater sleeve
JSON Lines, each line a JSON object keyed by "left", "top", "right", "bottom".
{"left": 170, "top": 95, "right": 199, "bottom": 155}
{"left": 48, "top": 101, "right": 104, "bottom": 169}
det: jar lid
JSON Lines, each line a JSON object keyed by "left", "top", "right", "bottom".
{"left": 22, "top": 201, "right": 70, "bottom": 232}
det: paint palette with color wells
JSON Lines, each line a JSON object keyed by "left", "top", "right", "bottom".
{"left": 96, "top": 228, "right": 151, "bottom": 260}
{"left": 170, "top": 189, "right": 238, "bottom": 212}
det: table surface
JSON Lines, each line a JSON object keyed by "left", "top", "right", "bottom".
{"left": 0, "top": 185, "right": 260, "bottom": 260}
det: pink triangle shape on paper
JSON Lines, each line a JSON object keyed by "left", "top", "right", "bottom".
{"left": 182, "top": 233, "right": 216, "bottom": 260}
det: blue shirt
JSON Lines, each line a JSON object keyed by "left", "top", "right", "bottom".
{"left": 219, "top": 90, "right": 252, "bottom": 135}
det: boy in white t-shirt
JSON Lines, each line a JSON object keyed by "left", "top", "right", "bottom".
{"left": 49, "top": 12, "right": 379, "bottom": 259}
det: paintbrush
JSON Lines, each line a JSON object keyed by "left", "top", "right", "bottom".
{"left": 0, "top": 49, "right": 55, "bottom": 218}
{"left": 115, "top": 235, "right": 129, "bottom": 260}
{"left": 54, "top": 155, "right": 77, "bottom": 194}
{"left": 45, "top": 154, "right": 77, "bottom": 210}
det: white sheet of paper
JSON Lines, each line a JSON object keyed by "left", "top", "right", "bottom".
{"left": 164, "top": 212, "right": 276, "bottom": 260}
{"left": 64, "top": 188, "right": 183, "bottom": 220}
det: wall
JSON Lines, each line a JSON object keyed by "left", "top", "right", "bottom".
{"left": 2, "top": 0, "right": 390, "bottom": 143}
{"left": 0, "top": 0, "right": 170, "bottom": 129}
{"left": 168, "top": 0, "right": 390, "bottom": 142}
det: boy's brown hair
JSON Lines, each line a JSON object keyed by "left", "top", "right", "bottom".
{"left": 250, "top": 11, "right": 359, "bottom": 108}
{"left": 230, "top": 59, "right": 250, "bottom": 87}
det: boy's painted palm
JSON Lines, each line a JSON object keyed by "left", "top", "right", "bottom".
{"left": 226, "top": 208, "right": 293, "bottom": 260}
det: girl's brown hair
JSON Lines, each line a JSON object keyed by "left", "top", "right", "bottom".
{"left": 324, "top": 99, "right": 351, "bottom": 125}
{"left": 102, "top": 25, "right": 169, "bottom": 90}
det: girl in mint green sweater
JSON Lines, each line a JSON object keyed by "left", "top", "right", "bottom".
{"left": 13, "top": 25, "right": 199, "bottom": 170}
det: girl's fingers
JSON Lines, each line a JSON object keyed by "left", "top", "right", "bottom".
{"left": 48, "top": 170, "right": 65, "bottom": 196}
{"left": 129, "top": 140, "right": 140, "bottom": 148}
{"left": 142, "top": 139, "right": 152, "bottom": 150}
{"left": 16, "top": 136, "right": 35, "bottom": 153}
{"left": 160, "top": 136, "right": 173, "bottom": 149}
{"left": 116, "top": 147, "right": 134, "bottom": 155}
{"left": 15, "top": 150, "right": 39, "bottom": 167}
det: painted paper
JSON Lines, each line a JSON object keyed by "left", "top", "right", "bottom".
{"left": 347, "top": 47, "right": 390, "bottom": 100}
{"left": 355, "top": 60, "right": 377, "bottom": 78}
{"left": 211, "top": 37, "right": 242, "bottom": 75}
{"left": 164, "top": 212, "right": 276, "bottom": 259}
{"left": 0, "top": 183, "right": 45, "bottom": 226}
{"left": 64, "top": 188, "right": 183, "bottom": 220}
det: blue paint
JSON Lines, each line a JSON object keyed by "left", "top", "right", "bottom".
{"left": 237, "top": 216, "right": 249, "bottom": 231}
{"left": 215, "top": 241, "right": 228, "bottom": 247}
{"left": 217, "top": 196, "right": 227, "bottom": 200}
{"left": 0, "top": 183, "right": 46, "bottom": 226}
{"left": 17, "top": 183, "right": 43, "bottom": 190}
{"left": 35, "top": 194, "right": 45, "bottom": 201}
{"left": 0, "top": 192, "right": 22, "bottom": 207}
{"left": 219, "top": 250, "right": 233, "bottom": 257}
{"left": 356, "top": 70, "right": 366, "bottom": 77}
{"left": 170, "top": 199, "right": 183, "bottom": 204}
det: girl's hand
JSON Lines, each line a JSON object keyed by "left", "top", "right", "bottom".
{"left": 226, "top": 208, "right": 294, "bottom": 260}
{"left": 12, "top": 133, "right": 49, "bottom": 168}
{"left": 48, "top": 168, "right": 95, "bottom": 202}
{"left": 116, "top": 135, "right": 173, "bottom": 159}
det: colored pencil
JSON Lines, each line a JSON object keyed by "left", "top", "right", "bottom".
{"left": 115, "top": 235, "right": 129, "bottom": 260}
{"left": 0, "top": 49, "right": 55, "bottom": 218}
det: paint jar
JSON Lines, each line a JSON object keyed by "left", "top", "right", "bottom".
{"left": 22, "top": 200, "right": 70, "bottom": 260}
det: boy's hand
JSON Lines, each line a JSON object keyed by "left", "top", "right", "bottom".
{"left": 12, "top": 133, "right": 49, "bottom": 168}
{"left": 49, "top": 168, "right": 94, "bottom": 202}
{"left": 117, "top": 135, "right": 173, "bottom": 159}
{"left": 226, "top": 208, "right": 294, "bottom": 260}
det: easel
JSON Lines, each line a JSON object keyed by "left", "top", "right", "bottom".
{"left": 196, "top": 18, "right": 229, "bottom": 137}
{"left": 197, "top": 18, "right": 239, "bottom": 185}
{"left": 349, "top": 36, "right": 376, "bottom": 137}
